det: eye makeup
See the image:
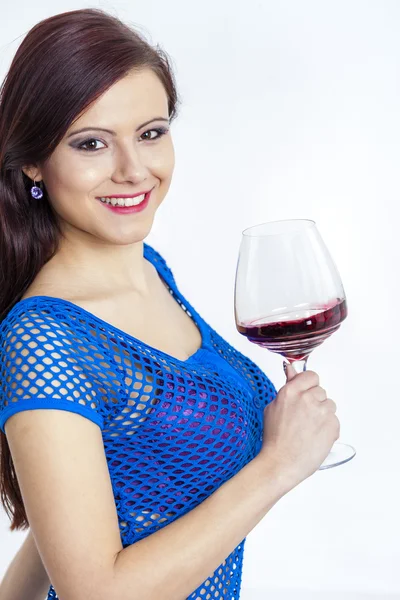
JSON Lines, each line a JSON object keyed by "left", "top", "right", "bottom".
{"left": 70, "top": 126, "right": 170, "bottom": 152}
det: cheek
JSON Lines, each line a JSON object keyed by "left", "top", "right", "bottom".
{"left": 147, "top": 141, "right": 175, "bottom": 178}
{"left": 44, "top": 151, "right": 106, "bottom": 197}
{"left": 44, "top": 142, "right": 175, "bottom": 199}
{"left": 72, "top": 165, "right": 105, "bottom": 191}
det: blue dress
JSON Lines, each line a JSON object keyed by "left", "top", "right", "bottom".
{"left": 0, "top": 243, "right": 277, "bottom": 599}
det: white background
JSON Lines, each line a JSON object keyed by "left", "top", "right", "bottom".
{"left": 1, "top": 1, "right": 399, "bottom": 598}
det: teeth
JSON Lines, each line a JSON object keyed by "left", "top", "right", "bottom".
{"left": 99, "top": 194, "right": 146, "bottom": 207}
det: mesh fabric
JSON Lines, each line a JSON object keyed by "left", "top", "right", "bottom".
{"left": 0, "top": 243, "right": 277, "bottom": 600}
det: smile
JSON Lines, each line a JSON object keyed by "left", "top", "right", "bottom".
{"left": 98, "top": 194, "right": 146, "bottom": 207}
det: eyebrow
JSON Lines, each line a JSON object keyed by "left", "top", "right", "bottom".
{"left": 67, "top": 117, "right": 170, "bottom": 138}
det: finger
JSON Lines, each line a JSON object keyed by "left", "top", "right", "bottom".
{"left": 323, "top": 398, "right": 337, "bottom": 413}
{"left": 312, "top": 387, "right": 327, "bottom": 402}
{"left": 285, "top": 368, "right": 320, "bottom": 392}
{"left": 283, "top": 361, "right": 297, "bottom": 382}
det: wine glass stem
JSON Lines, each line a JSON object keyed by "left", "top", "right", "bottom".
{"left": 291, "top": 358, "right": 309, "bottom": 373}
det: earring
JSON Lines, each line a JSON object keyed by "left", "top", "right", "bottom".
{"left": 31, "top": 178, "right": 43, "bottom": 199}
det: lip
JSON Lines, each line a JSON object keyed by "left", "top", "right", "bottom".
{"left": 96, "top": 189, "right": 153, "bottom": 199}
{"left": 97, "top": 189, "right": 152, "bottom": 214}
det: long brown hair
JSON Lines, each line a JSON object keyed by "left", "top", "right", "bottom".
{"left": 0, "top": 8, "right": 180, "bottom": 531}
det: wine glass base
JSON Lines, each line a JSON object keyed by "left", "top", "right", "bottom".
{"left": 318, "top": 442, "right": 356, "bottom": 470}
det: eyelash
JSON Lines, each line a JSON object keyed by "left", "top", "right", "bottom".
{"left": 76, "top": 127, "right": 169, "bottom": 152}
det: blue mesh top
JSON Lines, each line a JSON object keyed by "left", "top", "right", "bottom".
{"left": 0, "top": 242, "right": 277, "bottom": 600}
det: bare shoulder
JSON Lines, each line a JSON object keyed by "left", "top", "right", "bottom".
{"left": 20, "top": 261, "right": 72, "bottom": 301}
{"left": 20, "top": 260, "right": 89, "bottom": 303}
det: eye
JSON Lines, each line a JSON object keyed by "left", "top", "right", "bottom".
{"left": 77, "top": 138, "right": 106, "bottom": 152}
{"left": 75, "top": 127, "right": 169, "bottom": 152}
{"left": 140, "top": 127, "right": 169, "bottom": 142}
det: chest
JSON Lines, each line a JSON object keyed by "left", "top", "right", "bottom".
{"left": 21, "top": 275, "right": 202, "bottom": 363}
{"left": 84, "top": 284, "right": 202, "bottom": 361}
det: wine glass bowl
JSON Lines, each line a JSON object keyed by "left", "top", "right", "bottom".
{"left": 234, "top": 219, "right": 356, "bottom": 469}
{"left": 235, "top": 297, "right": 348, "bottom": 364}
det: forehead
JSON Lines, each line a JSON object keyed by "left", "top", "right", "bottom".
{"left": 71, "top": 68, "right": 168, "bottom": 128}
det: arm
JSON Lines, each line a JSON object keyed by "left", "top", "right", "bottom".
{"left": 0, "top": 530, "right": 50, "bottom": 600}
{"left": 108, "top": 454, "right": 292, "bottom": 600}
{"left": 5, "top": 406, "right": 293, "bottom": 600}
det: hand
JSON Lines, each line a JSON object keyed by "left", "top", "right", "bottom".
{"left": 258, "top": 362, "right": 340, "bottom": 489}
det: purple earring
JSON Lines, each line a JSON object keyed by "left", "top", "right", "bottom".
{"left": 31, "top": 178, "right": 43, "bottom": 199}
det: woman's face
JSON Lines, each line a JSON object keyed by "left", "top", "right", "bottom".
{"left": 25, "top": 68, "right": 175, "bottom": 247}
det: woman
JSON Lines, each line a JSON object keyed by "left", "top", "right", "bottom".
{"left": 0, "top": 9, "right": 339, "bottom": 600}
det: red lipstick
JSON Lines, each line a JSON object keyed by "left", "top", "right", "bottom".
{"left": 96, "top": 189, "right": 152, "bottom": 214}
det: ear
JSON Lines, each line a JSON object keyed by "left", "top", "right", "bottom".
{"left": 21, "top": 166, "right": 43, "bottom": 182}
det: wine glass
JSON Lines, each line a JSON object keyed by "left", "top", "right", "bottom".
{"left": 234, "top": 219, "right": 356, "bottom": 470}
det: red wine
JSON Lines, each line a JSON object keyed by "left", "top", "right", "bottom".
{"left": 236, "top": 298, "right": 347, "bottom": 361}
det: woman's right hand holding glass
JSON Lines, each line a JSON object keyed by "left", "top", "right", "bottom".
{"left": 257, "top": 363, "right": 341, "bottom": 490}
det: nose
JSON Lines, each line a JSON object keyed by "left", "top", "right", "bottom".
{"left": 111, "top": 144, "right": 148, "bottom": 185}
